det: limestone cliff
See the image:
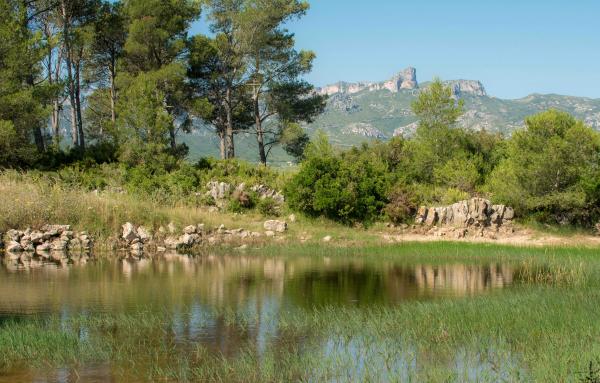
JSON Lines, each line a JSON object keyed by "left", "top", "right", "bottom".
{"left": 317, "top": 67, "right": 418, "bottom": 96}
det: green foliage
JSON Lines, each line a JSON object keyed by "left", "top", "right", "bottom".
{"left": 486, "top": 110, "right": 600, "bottom": 225}
{"left": 0, "top": 1, "right": 51, "bottom": 166}
{"left": 280, "top": 122, "right": 310, "bottom": 162}
{"left": 257, "top": 197, "right": 280, "bottom": 217}
{"left": 433, "top": 152, "right": 481, "bottom": 192}
{"left": 383, "top": 185, "right": 418, "bottom": 224}
{"left": 285, "top": 134, "right": 389, "bottom": 224}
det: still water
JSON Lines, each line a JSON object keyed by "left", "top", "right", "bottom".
{"left": 0, "top": 250, "right": 523, "bottom": 382}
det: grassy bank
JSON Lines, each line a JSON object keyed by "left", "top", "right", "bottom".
{"left": 0, "top": 244, "right": 599, "bottom": 381}
{"left": 0, "top": 170, "right": 383, "bottom": 249}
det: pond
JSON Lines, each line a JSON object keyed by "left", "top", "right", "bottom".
{"left": 0, "top": 244, "right": 596, "bottom": 382}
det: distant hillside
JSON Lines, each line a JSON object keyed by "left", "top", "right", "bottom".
{"left": 306, "top": 67, "right": 600, "bottom": 147}
{"left": 61, "top": 67, "right": 600, "bottom": 165}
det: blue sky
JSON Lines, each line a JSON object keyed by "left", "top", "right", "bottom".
{"left": 192, "top": 0, "right": 600, "bottom": 99}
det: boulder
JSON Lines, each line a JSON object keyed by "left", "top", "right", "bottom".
{"left": 122, "top": 222, "right": 138, "bottom": 242}
{"left": 6, "top": 229, "right": 22, "bottom": 242}
{"left": 424, "top": 207, "right": 438, "bottom": 226}
{"left": 36, "top": 242, "right": 51, "bottom": 252}
{"left": 179, "top": 233, "right": 200, "bottom": 247}
{"left": 41, "top": 225, "right": 71, "bottom": 234}
{"left": 264, "top": 220, "right": 287, "bottom": 233}
{"left": 415, "top": 206, "right": 428, "bottom": 224}
{"left": 415, "top": 198, "right": 516, "bottom": 234}
{"left": 183, "top": 225, "right": 197, "bottom": 235}
{"left": 322, "top": 235, "right": 332, "bottom": 242}
{"left": 6, "top": 241, "right": 23, "bottom": 252}
{"left": 137, "top": 226, "right": 152, "bottom": 243}
{"left": 164, "top": 236, "right": 180, "bottom": 249}
{"left": 51, "top": 239, "right": 68, "bottom": 251}
{"left": 30, "top": 231, "right": 45, "bottom": 244}
{"left": 206, "top": 181, "right": 232, "bottom": 200}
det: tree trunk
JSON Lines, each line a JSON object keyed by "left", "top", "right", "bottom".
{"left": 74, "top": 57, "right": 85, "bottom": 150}
{"left": 169, "top": 127, "right": 177, "bottom": 151}
{"left": 219, "top": 128, "right": 226, "bottom": 159}
{"left": 254, "top": 92, "right": 266, "bottom": 165}
{"left": 109, "top": 61, "right": 117, "bottom": 125}
{"left": 52, "top": 100, "right": 60, "bottom": 147}
{"left": 61, "top": 1, "right": 78, "bottom": 148}
{"left": 224, "top": 88, "right": 235, "bottom": 159}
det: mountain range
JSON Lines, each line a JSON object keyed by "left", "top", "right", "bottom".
{"left": 304, "top": 67, "right": 600, "bottom": 148}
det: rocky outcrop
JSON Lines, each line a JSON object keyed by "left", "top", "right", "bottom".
{"left": 205, "top": 181, "right": 284, "bottom": 206}
{"left": 263, "top": 220, "right": 287, "bottom": 233}
{"left": 414, "top": 198, "right": 514, "bottom": 239}
{"left": 342, "top": 123, "right": 387, "bottom": 139}
{"left": 0, "top": 225, "right": 92, "bottom": 254}
{"left": 445, "top": 80, "right": 487, "bottom": 97}
{"left": 317, "top": 67, "right": 419, "bottom": 96}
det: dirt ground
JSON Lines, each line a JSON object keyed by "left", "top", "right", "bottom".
{"left": 380, "top": 226, "right": 600, "bottom": 248}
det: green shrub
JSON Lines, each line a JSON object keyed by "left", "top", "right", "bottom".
{"left": 485, "top": 110, "right": 600, "bottom": 225}
{"left": 285, "top": 133, "right": 389, "bottom": 224}
{"left": 257, "top": 197, "right": 280, "bottom": 217}
{"left": 384, "top": 186, "right": 418, "bottom": 224}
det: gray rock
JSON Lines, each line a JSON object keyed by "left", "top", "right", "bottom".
{"left": 36, "top": 242, "right": 51, "bottom": 252}
{"left": 51, "top": 239, "right": 68, "bottom": 251}
{"left": 6, "top": 229, "right": 21, "bottom": 242}
{"left": 415, "top": 206, "right": 428, "bottom": 224}
{"left": 206, "top": 181, "right": 232, "bottom": 200}
{"left": 122, "top": 222, "right": 138, "bottom": 242}
{"left": 30, "top": 231, "right": 45, "bottom": 244}
{"left": 41, "top": 225, "right": 70, "bottom": 234}
{"left": 179, "top": 233, "right": 200, "bottom": 247}
{"left": 183, "top": 225, "right": 197, "bottom": 235}
{"left": 424, "top": 207, "right": 438, "bottom": 226}
{"left": 137, "top": 226, "right": 152, "bottom": 243}
{"left": 416, "top": 198, "right": 515, "bottom": 231}
{"left": 322, "top": 235, "right": 332, "bottom": 242}
{"left": 6, "top": 241, "right": 23, "bottom": 252}
{"left": 164, "top": 236, "right": 180, "bottom": 249}
{"left": 264, "top": 220, "right": 287, "bottom": 233}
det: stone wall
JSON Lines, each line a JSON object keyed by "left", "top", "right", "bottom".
{"left": 414, "top": 198, "right": 515, "bottom": 239}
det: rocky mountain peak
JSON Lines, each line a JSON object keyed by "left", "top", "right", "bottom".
{"left": 445, "top": 80, "right": 487, "bottom": 97}
{"left": 317, "top": 68, "right": 487, "bottom": 97}
{"left": 317, "top": 67, "right": 418, "bottom": 96}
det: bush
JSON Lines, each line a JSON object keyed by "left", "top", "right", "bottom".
{"left": 285, "top": 133, "right": 389, "bottom": 224}
{"left": 485, "top": 110, "right": 600, "bottom": 225}
{"left": 384, "top": 186, "right": 418, "bottom": 224}
{"left": 257, "top": 197, "right": 280, "bottom": 217}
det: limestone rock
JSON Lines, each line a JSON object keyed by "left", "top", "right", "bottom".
{"left": 322, "top": 235, "right": 332, "bottom": 243}
{"left": 416, "top": 198, "right": 515, "bottom": 234}
{"left": 183, "top": 225, "right": 197, "bottom": 235}
{"left": 36, "top": 242, "right": 51, "bottom": 252}
{"left": 206, "top": 181, "right": 232, "bottom": 200}
{"left": 137, "top": 226, "right": 152, "bottom": 243}
{"left": 122, "top": 222, "right": 138, "bottom": 242}
{"left": 6, "top": 241, "right": 23, "bottom": 252}
{"left": 264, "top": 220, "right": 287, "bottom": 233}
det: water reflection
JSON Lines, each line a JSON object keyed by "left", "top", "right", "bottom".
{"left": 0, "top": 251, "right": 528, "bottom": 382}
{"left": 0, "top": 251, "right": 518, "bottom": 315}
